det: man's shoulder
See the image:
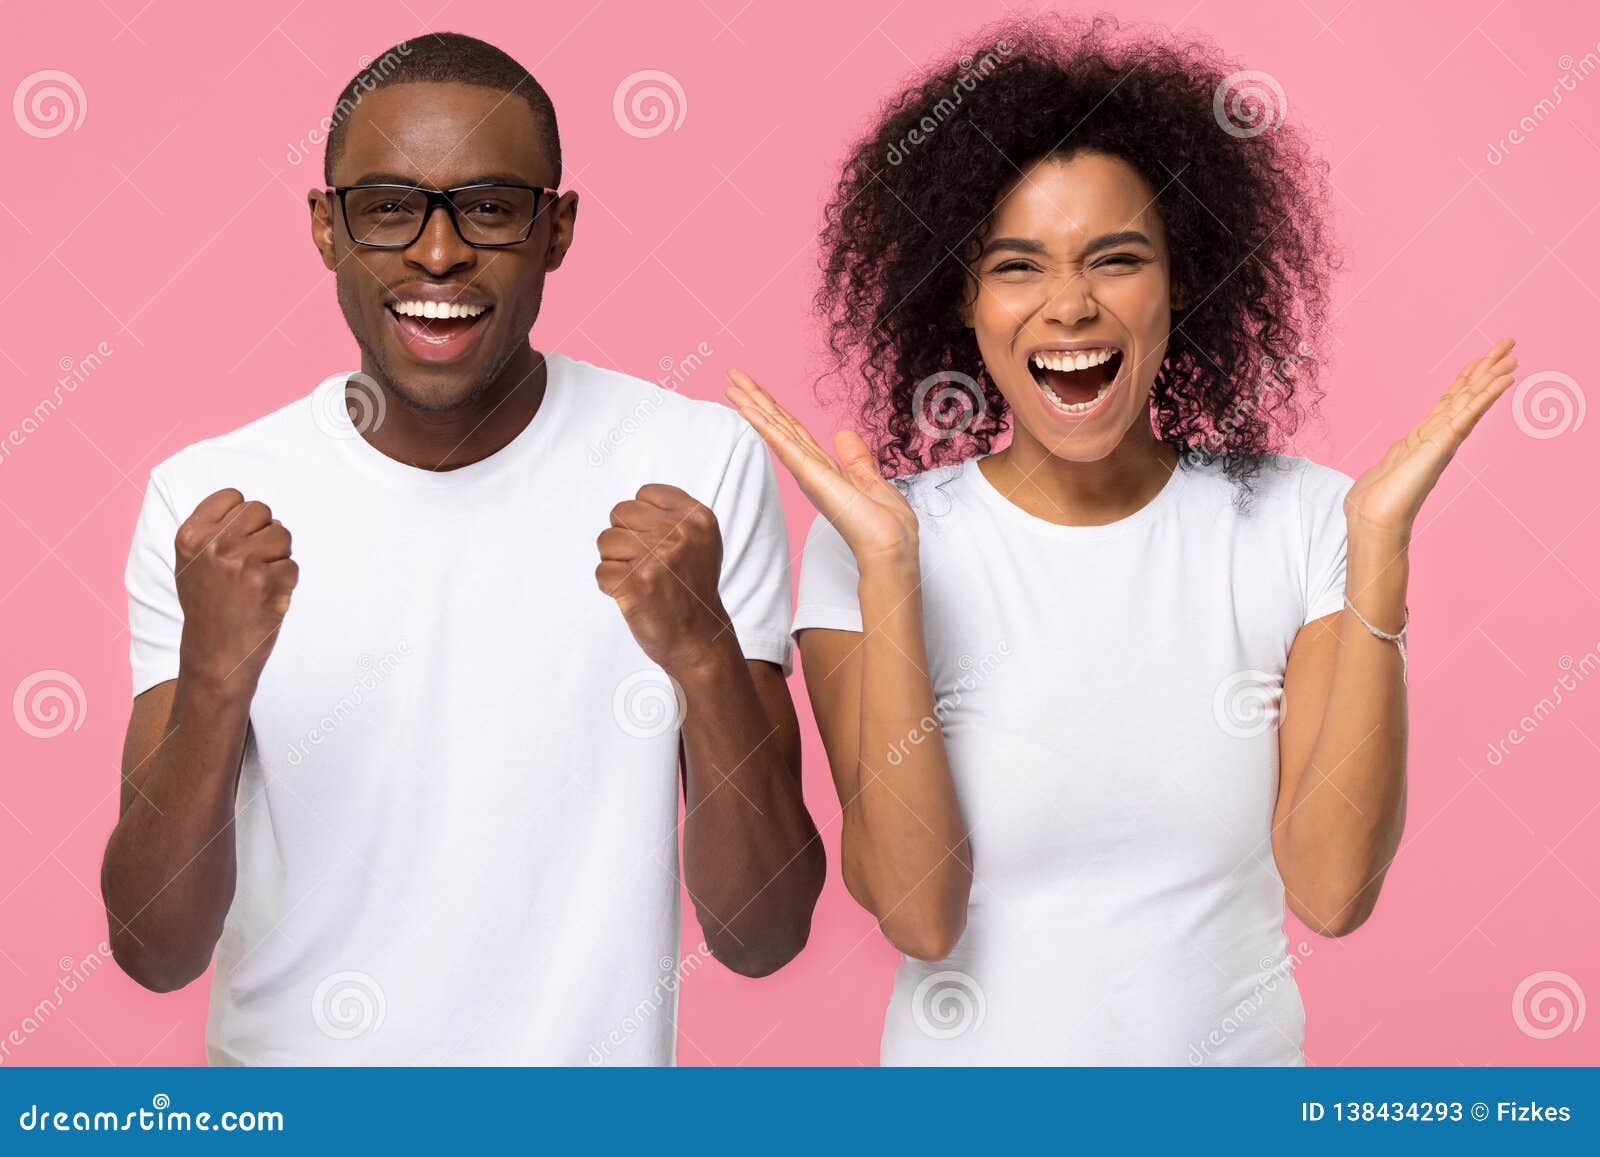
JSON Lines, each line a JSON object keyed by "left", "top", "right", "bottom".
{"left": 148, "top": 383, "right": 324, "bottom": 494}
{"left": 556, "top": 353, "right": 753, "bottom": 467}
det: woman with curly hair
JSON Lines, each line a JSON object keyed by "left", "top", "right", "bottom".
{"left": 725, "top": 14, "right": 1517, "bottom": 1065}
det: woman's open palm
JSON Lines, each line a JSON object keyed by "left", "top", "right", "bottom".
{"left": 725, "top": 370, "right": 919, "bottom": 567}
{"left": 1345, "top": 337, "right": 1519, "bottom": 540}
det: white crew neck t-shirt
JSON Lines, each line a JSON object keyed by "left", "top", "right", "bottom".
{"left": 124, "top": 353, "right": 793, "bottom": 1066}
{"left": 792, "top": 451, "right": 1354, "bottom": 1066}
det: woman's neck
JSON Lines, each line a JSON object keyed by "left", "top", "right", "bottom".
{"left": 978, "top": 422, "right": 1179, "bottom": 527}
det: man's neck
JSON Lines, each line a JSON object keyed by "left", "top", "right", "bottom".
{"left": 354, "top": 346, "right": 548, "bottom": 472}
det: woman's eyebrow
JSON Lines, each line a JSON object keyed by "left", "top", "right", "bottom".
{"left": 1081, "top": 230, "right": 1153, "bottom": 255}
{"left": 979, "top": 230, "right": 1154, "bottom": 259}
{"left": 979, "top": 236, "right": 1047, "bottom": 258}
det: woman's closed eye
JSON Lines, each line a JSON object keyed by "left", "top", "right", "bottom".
{"left": 1092, "top": 252, "right": 1150, "bottom": 271}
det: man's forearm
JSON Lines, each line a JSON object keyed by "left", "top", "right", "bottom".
{"left": 102, "top": 673, "right": 251, "bottom": 991}
{"left": 674, "top": 633, "right": 823, "bottom": 978}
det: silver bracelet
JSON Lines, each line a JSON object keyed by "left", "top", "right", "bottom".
{"left": 1344, "top": 596, "right": 1409, "bottom": 686}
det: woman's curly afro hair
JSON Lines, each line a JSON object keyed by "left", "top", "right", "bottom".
{"left": 816, "top": 13, "right": 1338, "bottom": 491}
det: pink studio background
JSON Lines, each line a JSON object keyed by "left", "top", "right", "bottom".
{"left": 2, "top": 0, "right": 1596, "bottom": 1067}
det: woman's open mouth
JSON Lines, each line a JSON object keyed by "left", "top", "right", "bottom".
{"left": 1028, "top": 347, "right": 1123, "bottom": 417}
{"left": 385, "top": 300, "right": 494, "bottom": 364}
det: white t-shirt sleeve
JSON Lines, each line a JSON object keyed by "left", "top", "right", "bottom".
{"left": 709, "top": 426, "right": 795, "bottom": 675}
{"left": 1298, "top": 459, "right": 1357, "bottom": 626}
{"left": 792, "top": 512, "right": 864, "bottom": 636}
{"left": 125, "top": 467, "right": 185, "bottom": 697}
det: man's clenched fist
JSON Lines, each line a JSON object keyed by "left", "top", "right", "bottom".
{"left": 174, "top": 488, "right": 299, "bottom": 693}
{"left": 595, "top": 484, "right": 732, "bottom": 673}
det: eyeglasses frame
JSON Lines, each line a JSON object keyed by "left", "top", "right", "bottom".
{"left": 326, "top": 182, "right": 562, "bottom": 250}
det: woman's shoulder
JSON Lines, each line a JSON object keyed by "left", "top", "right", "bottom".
{"left": 1181, "top": 451, "right": 1354, "bottom": 510}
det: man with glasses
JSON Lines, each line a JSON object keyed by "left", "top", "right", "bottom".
{"left": 102, "top": 32, "right": 825, "bottom": 1065}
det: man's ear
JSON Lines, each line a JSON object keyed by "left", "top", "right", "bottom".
{"left": 308, "top": 189, "right": 336, "bottom": 271}
{"left": 543, "top": 191, "right": 579, "bottom": 273}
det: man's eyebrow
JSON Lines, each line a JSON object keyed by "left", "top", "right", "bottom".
{"left": 343, "top": 171, "right": 540, "bottom": 187}
{"left": 979, "top": 230, "right": 1155, "bottom": 259}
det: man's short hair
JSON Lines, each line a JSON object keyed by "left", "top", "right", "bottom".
{"left": 323, "top": 32, "right": 561, "bottom": 185}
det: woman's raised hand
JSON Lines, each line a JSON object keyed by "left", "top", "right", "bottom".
{"left": 725, "top": 369, "right": 919, "bottom": 568}
{"left": 1344, "top": 337, "right": 1519, "bottom": 543}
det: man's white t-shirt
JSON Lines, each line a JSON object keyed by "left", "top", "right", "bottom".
{"left": 792, "top": 452, "right": 1354, "bottom": 1065}
{"left": 124, "top": 353, "right": 793, "bottom": 1065}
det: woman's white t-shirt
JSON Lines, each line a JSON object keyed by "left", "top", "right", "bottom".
{"left": 792, "top": 451, "right": 1355, "bottom": 1065}
{"left": 124, "top": 353, "right": 794, "bottom": 1065}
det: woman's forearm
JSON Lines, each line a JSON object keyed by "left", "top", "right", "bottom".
{"left": 848, "top": 552, "right": 972, "bottom": 959}
{"left": 1282, "top": 530, "right": 1410, "bottom": 933}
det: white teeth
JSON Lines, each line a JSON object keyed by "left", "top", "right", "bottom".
{"left": 1040, "top": 379, "right": 1115, "bottom": 413}
{"left": 1029, "top": 348, "right": 1116, "bottom": 373}
{"left": 390, "top": 300, "right": 488, "bottom": 319}
{"left": 1036, "top": 377, "right": 1113, "bottom": 412}
{"left": 1028, "top": 348, "right": 1121, "bottom": 414}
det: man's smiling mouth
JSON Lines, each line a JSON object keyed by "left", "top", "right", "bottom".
{"left": 1028, "top": 347, "right": 1123, "bottom": 415}
{"left": 384, "top": 298, "right": 494, "bottom": 362}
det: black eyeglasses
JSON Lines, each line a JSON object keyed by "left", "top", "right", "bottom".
{"left": 328, "top": 182, "right": 561, "bottom": 249}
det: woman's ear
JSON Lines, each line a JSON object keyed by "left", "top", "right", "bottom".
{"left": 1170, "top": 278, "right": 1188, "bottom": 312}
